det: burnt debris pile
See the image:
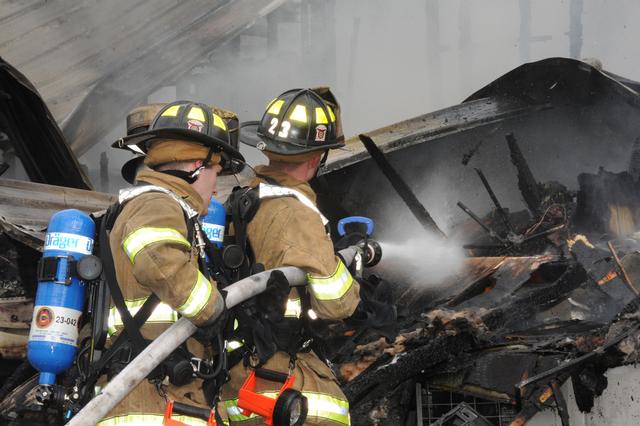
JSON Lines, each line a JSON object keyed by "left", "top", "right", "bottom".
{"left": 328, "top": 132, "right": 640, "bottom": 425}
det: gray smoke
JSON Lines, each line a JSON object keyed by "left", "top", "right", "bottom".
{"left": 379, "top": 233, "right": 466, "bottom": 288}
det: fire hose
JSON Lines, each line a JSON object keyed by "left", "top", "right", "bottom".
{"left": 66, "top": 246, "right": 359, "bottom": 426}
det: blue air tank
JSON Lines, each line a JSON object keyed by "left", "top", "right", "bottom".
{"left": 27, "top": 209, "right": 95, "bottom": 385}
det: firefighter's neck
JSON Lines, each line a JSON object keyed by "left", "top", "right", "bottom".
{"left": 269, "top": 155, "right": 321, "bottom": 183}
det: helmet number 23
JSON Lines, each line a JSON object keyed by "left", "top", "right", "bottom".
{"left": 268, "top": 118, "right": 291, "bottom": 138}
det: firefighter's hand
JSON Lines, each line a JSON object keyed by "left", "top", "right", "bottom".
{"left": 338, "top": 248, "right": 364, "bottom": 279}
{"left": 257, "top": 270, "right": 290, "bottom": 321}
{"left": 195, "top": 290, "right": 227, "bottom": 344}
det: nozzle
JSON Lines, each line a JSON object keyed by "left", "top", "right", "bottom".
{"left": 358, "top": 239, "right": 382, "bottom": 267}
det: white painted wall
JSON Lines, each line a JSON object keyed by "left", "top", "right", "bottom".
{"left": 528, "top": 365, "right": 640, "bottom": 426}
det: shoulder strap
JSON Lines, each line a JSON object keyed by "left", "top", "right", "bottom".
{"left": 119, "top": 185, "right": 199, "bottom": 219}
{"left": 257, "top": 182, "right": 329, "bottom": 226}
{"left": 99, "top": 203, "right": 157, "bottom": 355}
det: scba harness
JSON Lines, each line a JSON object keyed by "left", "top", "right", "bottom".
{"left": 65, "top": 184, "right": 227, "bottom": 424}
{"left": 219, "top": 180, "right": 333, "bottom": 367}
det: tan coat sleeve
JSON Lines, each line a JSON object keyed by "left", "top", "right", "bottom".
{"left": 249, "top": 199, "right": 360, "bottom": 320}
{"left": 116, "top": 194, "right": 223, "bottom": 326}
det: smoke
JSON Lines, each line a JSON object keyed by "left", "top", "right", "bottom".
{"left": 378, "top": 232, "right": 466, "bottom": 288}
{"left": 5, "top": 0, "right": 640, "bottom": 195}
{"left": 368, "top": 173, "right": 468, "bottom": 289}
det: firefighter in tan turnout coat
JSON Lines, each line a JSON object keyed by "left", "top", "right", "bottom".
{"left": 97, "top": 100, "right": 245, "bottom": 425}
{"left": 221, "top": 88, "right": 360, "bottom": 425}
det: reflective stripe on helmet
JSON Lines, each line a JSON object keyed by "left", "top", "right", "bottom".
{"left": 162, "top": 105, "right": 180, "bottom": 117}
{"left": 307, "top": 258, "right": 353, "bottom": 301}
{"left": 96, "top": 413, "right": 209, "bottom": 425}
{"left": 224, "top": 391, "right": 350, "bottom": 425}
{"left": 289, "top": 104, "right": 307, "bottom": 123}
{"left": 284, "top": 297, "right": 302, "bottom": 318}
{"left": 267, "top": 99, "right": 284, "bottom": 115}
{"left": 122, "top": 227, "right": 190, "bottom": 263}
{"left": 327, "top": 105, "right": 336, "bottom": 122}
{"left": 187, "top": 106, "right": 206, "bottom": 122}
{"left": 107, "top": 298, "right": 179, "bottom": 336}
{"left": 213, "top": 114, "right": 227, "bottom": 130}
{"left": 177, "top": 270, "right": 212, "bottom": 318}
{"left": 315, "top": 107, "right": 329, "bottom": 124}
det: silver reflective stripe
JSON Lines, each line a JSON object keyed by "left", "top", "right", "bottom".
{"left": 107, "top": 298, "right": 178, "bottom": 336}
{"left": 284, "top": 297, "right": 302, "bottom": 318}
{"left": 258, "top": 183, "right": 328, "bottom": 226}
{"left": 119, "top": 185, "right": 198, "bottom": 219}
{"left": 307, "top": 257, "right": 354, "bottom": 301}
{"left": 177, "top": 270, "right": 212, "bottom": 318}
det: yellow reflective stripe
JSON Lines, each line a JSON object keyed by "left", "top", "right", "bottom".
{"left": 327, "top": 105, "right": 336, "bottom": 122}
{"left": 284, "top": 298, "right": 302, "bottom": 318}
{"left": 267, "top": 99, "right": 284, "bottom": 115}
{"left": 177, "top": 270, "right": 212, "bottom": 318}
{"left": 289, "top": 104, "right": 307, "bottom": 123}
{"left": 315, "top": 107, "right": 329, "bottom": 124}
{"left": 307, "top": 258, "right": 353, "bottom": 301}
{"left": 213, "top": 113, "right": 227, "bottom": 130}
{"left": 304, "top": 392, "right": 350, "bottom": 425}
{"left": 162, "top": 105, "right": 180, "bottom": 117}
{"left": 107, "top": 298, "right": 179, "bottom": 336}
{"left": 122, "top": 227, "right": 190, "bottom": 263}
{"left": 187, "top": 106, "right": 206, "bottom": 122}
{"left": 96, "top": 413, "right": 209, "bottom": 425}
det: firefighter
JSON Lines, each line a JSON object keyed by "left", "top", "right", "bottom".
{"left": 97, "top": 100, "right": 245, "bottom": 425}
{"left": 221, "top": 88, "right": 359, "bottom": 425}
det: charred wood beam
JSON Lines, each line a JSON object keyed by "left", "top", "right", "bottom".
{"left": 551, "top": 380, "right": 570, "bottom": 426}
{"left": 359, "top": 134, "right": 446, "bottom": 238}
{"left": 457, "top": 201, "right": 507, "bottom": 244}
{"left": 482, "top": 261, "right": 585, "bottom": 330}
{"left": 475, "top": 168, "right": 515, "bottom": 233}
{"left": 344, "top": 332, "right": 475, "bottom": 408}
{"left": 607, "top": 241, "right": 640, "bottom": 296}
{"left": 512, "top": 374, "right": 571, "bottom": 426}
{"left": 506, "top": 132, "right": 541, "bottom": 217}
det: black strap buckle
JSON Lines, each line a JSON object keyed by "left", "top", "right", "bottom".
{"left": 37, "top": 256, "right": 77, "bottom": 285}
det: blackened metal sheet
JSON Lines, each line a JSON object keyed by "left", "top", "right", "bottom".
{"left": 321, "top": 57, "right": 640, "bottom": 179}
{"left": 0, "top": 59, "right": 92, "bottom": 189}
{"left": 321, "top": 96, "right": 544, "bottom": 175}
{"left": 450, "top": 256, "right": 559, "bottom": 308}
{"left": 464, "top": 352, "right": 537, "bottom": 396}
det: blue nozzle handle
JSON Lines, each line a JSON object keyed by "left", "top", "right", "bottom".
{"left": 337, "top": 216, "right": 374, "bottom": 237}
